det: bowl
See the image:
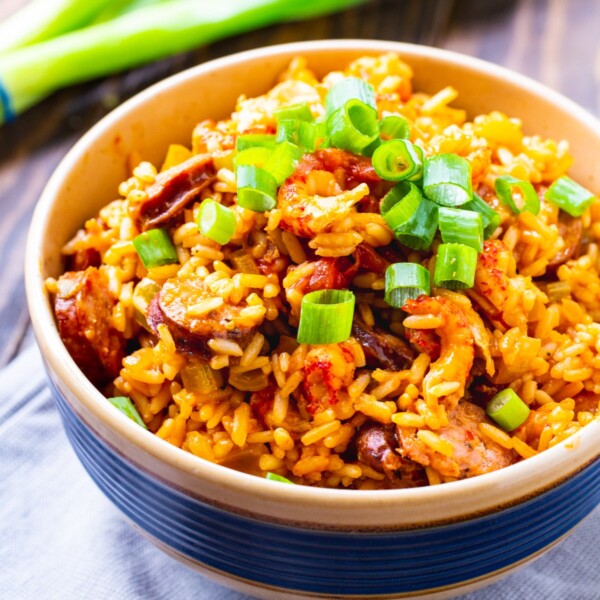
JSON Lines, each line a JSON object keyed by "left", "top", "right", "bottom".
{"left": 25, "top": 40, "right": 600, "bottom": 599}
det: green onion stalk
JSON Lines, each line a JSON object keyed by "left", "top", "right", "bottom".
{"left": 0, "top": 0, "right": 365, "bottom": 125}
{"left": 0, "top": 0, "right": 116, "bottom": 54}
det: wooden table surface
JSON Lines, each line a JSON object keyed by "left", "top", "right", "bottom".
{"left": 1, "top": 0, "right": 599, "bottom": 367}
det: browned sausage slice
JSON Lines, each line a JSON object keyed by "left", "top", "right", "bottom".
{"left": 355, "top": 422, "right": 427, "bottom": 488}
{"left": 351, "top": 319, "right": 415, "bottom": 370}
{"left": 398, "top": 401, "right": 516, "bottom": 479}
{"left": 54, "top": 267, "right": 125, "bottom": 387}
{"left": 147, "top": 276, "right": 260, "bottom": 358}
{"left": 138, "top": 154, "right": 216, "bottom": 231}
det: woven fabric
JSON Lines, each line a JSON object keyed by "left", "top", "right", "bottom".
{"left": 0, "top": 343, "right": 598, "bottom": 600}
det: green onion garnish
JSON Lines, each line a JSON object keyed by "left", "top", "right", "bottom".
{"left": 423, "top": 153, "right": 472, "bottom": 207}
{"left": 486, "top": 388, "right": 530, "bottom": 431}
{"left": 132, "top": 228, "right": 178, "bottom": 270}
{"left": 266, "top": 472, "right": 295, "bottom": 484}
{"left": 462, "top": 193, "right": 501, "bottom": 239}
{"left": 371, "top": 139, "right": 423, "bottom": 182}
{"left": 380, "top": 181, "right": 423, "bottom": 230}
{"left": 438, "top": 206, "right": 484, "bottom": 252}
{"left": 434, "top": 243, "right": 478, "bottom": 290}
{"left": 236, "top": 164, "right": 278, "bottom": 212}
{"left": 494, "top": 175, "right": 540, "bottom": 215}
{"left": 326, "top": 100, "right": 380, "bottom": 155}
{"left": 395, "top": 198, "right": 439, "bottom": 252}
{"left": 236, "top": 134, "right": 276, "bottom": 151}
{"left": 324, "top": 78, "right": 379, "bottom": 155}
{"left": 545, "top": 175, "right": 596, "bottom": 217}
{"left": 276, "top": 119, "right": 317, "bottom": 152}
{"left": 297, "top": 289, "right": 355, "bottom": 345}
{"left": 274, "top": 103, "right": 314, "bottom": 123}
{"left": 197, "top": 199, "right": 236, "bottom": 245}
{"left": 379, "top": 115, "right": 410, "bottom": 140}
{"left": 233, "top": 146, "right": 272, "bottom": 168}
{"left": 263, "top": 140, "right": 302, "bottom": 185}
{"left": 325, "top": 76, "right": 377, "bottom": 114}
{"left": 384, "top": 263, "right": 430, "bottom": 308}
{"left": 107, "top": 396, "right": 148, "bottom": 429}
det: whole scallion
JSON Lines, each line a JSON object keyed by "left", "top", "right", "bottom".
{"left": 0, "top": 0, "right": 115, "bottom": 55}
{"left": 0, "top": 0, "right": 366, "bottom": 124}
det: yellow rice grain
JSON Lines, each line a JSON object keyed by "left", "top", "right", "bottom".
{"left": 281, "top": 231, "right": 307, "bottom": 264}
{"left": 292, "top": 456, "right": 330, "bottom": 477}
{"left": 392, "top": 412, "right": 426, "bottom": 428}
{"left": 208, "top": 338, "right": 244, "bottom": 356}
{"left": 271, "top": 391, "right": 289, "bottom": 424}
{"left": 417, "top": 430, "right": 454, "bottom": 457}
{"left": 478, "top": 422, "right": 514, "bottom": 449}
{"left": 241, "top": 333, "right": 265, "bottom": 367}
{"left": 425, "top": 467, "right": 442, "bottom": 485}
{"left": 301, "top": 420, "right": 342, "bottom": 446}
{"left": 247, "top": 431, "right": 275, "bottom": 444}
{"left": 512, "top": 437, "right": 538, "bottom": 459}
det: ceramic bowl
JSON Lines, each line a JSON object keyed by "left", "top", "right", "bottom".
{"left": 25, "top": 40, "right": 600, "bottom": 600}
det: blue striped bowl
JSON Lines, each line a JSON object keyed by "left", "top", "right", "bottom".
{"left": 26, "top": 41, "right": 600, "bottom": 599}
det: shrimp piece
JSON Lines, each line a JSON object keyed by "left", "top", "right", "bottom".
{"left": 470, "top": 240, "right": 542, "bottom": 330}
{"left": 277, "top": 149, "right": 378, "bottom": 238}
{"left": 403, "top": 295, "right": 474, "bottom": 410}
{"left": 398, "top": 401, "right": 516, "bottom": 479}
{"left": 302, "top": 342, "right": 356, "bottom": 414}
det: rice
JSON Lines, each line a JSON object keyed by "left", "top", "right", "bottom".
{"left": 49, "top": 52, "right": 600, "bottom": 490}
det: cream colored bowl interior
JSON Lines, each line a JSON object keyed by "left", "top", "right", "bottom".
{"left": 26, "top": 40, "right": 600, "bottom": 528}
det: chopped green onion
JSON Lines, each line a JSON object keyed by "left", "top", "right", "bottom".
{"left": 236, "top": 164, "right": 278, "bottom": 212}
{"left": 132, "top": 228, "right": 178, "bottom": 269}
{"left": 380, "top": 181, "right": 423, "bottom": 230}
{"left": 276, "top": 119, "right": 317, "bottom": 151}
{"left": 107, "top": 396, "right": 147, "bottom": 429}
{"left": 438, "top": 206, "right": 484, "bottom": 252}
{"left": 384, "top": 263, "right": 430, "bottom": 308}
{"left": 545, "top": 175, "right": 596, "bottom": 217}
{"left": 325, "top": 76, "right": 377, "bottom": 115}
{"left": 297, "top": 289, "right": 355, "bottom": 345}
{"left": 395, "top": 197, "right": 439, "bottom": 252}
{"left": 423, "top": 153, "right": 472, "bottom": 207}
{"left": 379, "top": 115, "right": 410, "bottom": 140}
{"left": 197, "top": 199, "right": 236, "bottom": 245}
{"left": 266, "top": 472, "right": 295, "bottom": 484}
{"left": 326, "top": 100, "right": 379, "bottom": 155}
{"left": 236, "top": 134, "right": 276, "bottom": 151}
{"left": 462, "top": 193, "right": 501, "bottom": 239}
{"left": 274, "top": 103, "right": 314, "bottom": 122}
{"left": 486, "top": 388, "right": 530, "bottom": 431}
{"left": 494, "top": 175, "right": 540, "bottom": 215}
{"left": 434, "top": 243, "right": 478, "bottom": 290}
{"left": 263, "top": 140, "right": 302, "bottom": 184}
{"left": 233, "top": 146, "right": 272, "bottom": 168}
{"left": 371, "top": 139, "right": 423, "bottom": 181}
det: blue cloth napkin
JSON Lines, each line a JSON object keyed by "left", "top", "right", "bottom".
{"left": 1, "top": 342, "right": 598, "bottom": 600}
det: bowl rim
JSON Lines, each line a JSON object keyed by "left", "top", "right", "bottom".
{"left": 26, "top": 39, "right": 600, "bottom": 517}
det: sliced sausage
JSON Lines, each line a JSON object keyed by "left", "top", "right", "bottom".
{"left": 351, "top": 319, "right": 415, "bottom": 370}
{"left": 138, "top": 153, "right": 216, "bottom": 231}
{"left": 146, "top": 276, "right": 260, "bottom": 358}
{"left": 355, "top": 422, "right": 426, "bottom": 488}
{"left": 398, "top": 400, "right": 516, "bottom": 479}
{"left": 54, "top": 267, "right": 125, "bottom": 387}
